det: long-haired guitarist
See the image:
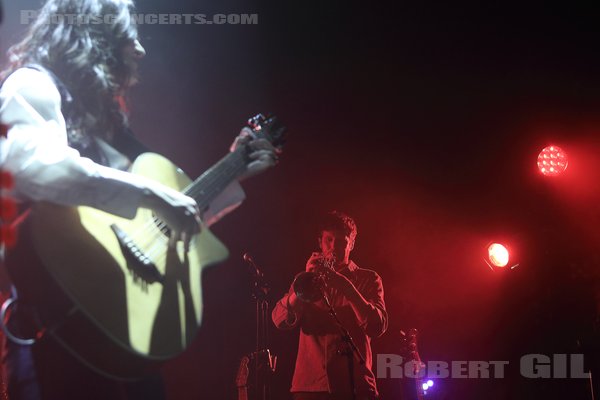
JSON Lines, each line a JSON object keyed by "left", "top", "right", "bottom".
{"left": 0, "top": 0, "right": 280, "bottom": 399}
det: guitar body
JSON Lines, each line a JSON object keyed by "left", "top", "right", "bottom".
{"left": 5, "top": 114, "right": 287, "bottom": 379}
{"left": 8, "top": 153, "right": 229, "bottom": 379}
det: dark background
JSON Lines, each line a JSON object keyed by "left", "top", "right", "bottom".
{"left": 3, "top": 1, "right": 600, "bottom": 399}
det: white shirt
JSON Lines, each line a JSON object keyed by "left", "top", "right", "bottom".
{"left": 0, "top": 67, "right": 244, "bottom": 223}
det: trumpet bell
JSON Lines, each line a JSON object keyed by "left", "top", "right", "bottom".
{"left": 292, "top": 271, "right": 324, "bottom": 303}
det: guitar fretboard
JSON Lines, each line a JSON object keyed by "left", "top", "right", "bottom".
{"left": 183, "top": 149, "right": 247, "bottom": 211}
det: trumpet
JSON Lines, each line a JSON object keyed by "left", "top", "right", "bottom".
{"left": 293, "top": 253, "right": 336, "bottom": 303}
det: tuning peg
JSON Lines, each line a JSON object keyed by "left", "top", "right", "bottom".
{"left": 247, "top": 114, "right": 266, "bottom": 131}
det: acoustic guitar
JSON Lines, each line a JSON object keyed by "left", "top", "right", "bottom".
{"left": 6, "top": 114, "right": 286, "bottom": 379}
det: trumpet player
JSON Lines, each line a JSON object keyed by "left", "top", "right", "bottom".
{"left": 272, "top": 211, "right": 388, "bottom": 400}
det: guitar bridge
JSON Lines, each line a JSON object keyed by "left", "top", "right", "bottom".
{"left": 110, "top": 224, "right": 164, "bottom": 285}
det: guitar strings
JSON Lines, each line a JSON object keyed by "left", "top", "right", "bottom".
{"left": 127, "top": 151, "right": 247, "bottom": 264}
{"left": 129, "top": 150, "right": 244, "bottom": 243}
{"left": 143, "top": 159, "right": 245, "bottom": 263}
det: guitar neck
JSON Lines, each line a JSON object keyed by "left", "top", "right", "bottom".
{"left": 183, "top": 149, "right": 247, "bottom": 211}
{"left": 237, "top": 388, "right": 249, "bottom": 400}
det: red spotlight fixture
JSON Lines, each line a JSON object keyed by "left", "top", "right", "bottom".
{"left": 537, "top": 145, "right": 568, "bottom": 177}
{"left": 484, "top": 241, "right": 520, "bottom": 271}
{"left": 487, "top": 243, "right": 509, "bottom": 268}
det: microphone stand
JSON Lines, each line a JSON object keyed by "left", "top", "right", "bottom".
{"left": 320, "top": 287, "right": 365, "bottom": 400}
{"left": 243, "top": 254, "right": 276, "bottom": 400}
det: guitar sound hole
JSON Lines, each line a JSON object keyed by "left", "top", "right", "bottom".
{"left": 110, "top": 224, "right": 164, "bottom": 285}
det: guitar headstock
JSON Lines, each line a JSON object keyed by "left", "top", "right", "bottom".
{"left": 246, "top": 113, "right": 287, "bottom": 148}
{"left": 235, "top": 355, "right": 250, "bottom": 388}
{"left": 400, "top": 328, "right": 421, "bottom": 364}
{"left": 400, "top": 328, "right": 430, "bottom": 400}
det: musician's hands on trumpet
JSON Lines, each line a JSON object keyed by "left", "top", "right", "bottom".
{"left": 305, "top": 252, "right": 353, "bottom": 290}
{"left": 296, "top": 250, "right": 376, "bottom": 326}
{"left": 287, "top": 252, "right": 333, "bottom": 310}
{"left": 291, "top": 252, "right": 354, "bottom": 305}
{"left": 305, "top": 251, "right": 329, "bottom": 272}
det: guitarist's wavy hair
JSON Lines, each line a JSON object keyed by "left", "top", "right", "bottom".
{"left": 2, "top": 0, "right": 139, "bottom": 142}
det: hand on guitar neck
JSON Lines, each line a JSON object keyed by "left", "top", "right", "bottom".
{"left": 231, "top": 127, "right": 282, "bottom": 181}
{"left": 139, "top": 116, "right": 283, "bottom": 249}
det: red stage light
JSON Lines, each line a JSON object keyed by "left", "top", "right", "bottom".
{"left": 537, "top": 145, "right": 568, "bottom": 177}
{"left": 487, "top": 243, "right": 509, "bottom": 268}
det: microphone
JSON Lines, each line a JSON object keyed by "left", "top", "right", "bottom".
{"left": 243, "top": 252, "right": 263, "bottom": 278}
